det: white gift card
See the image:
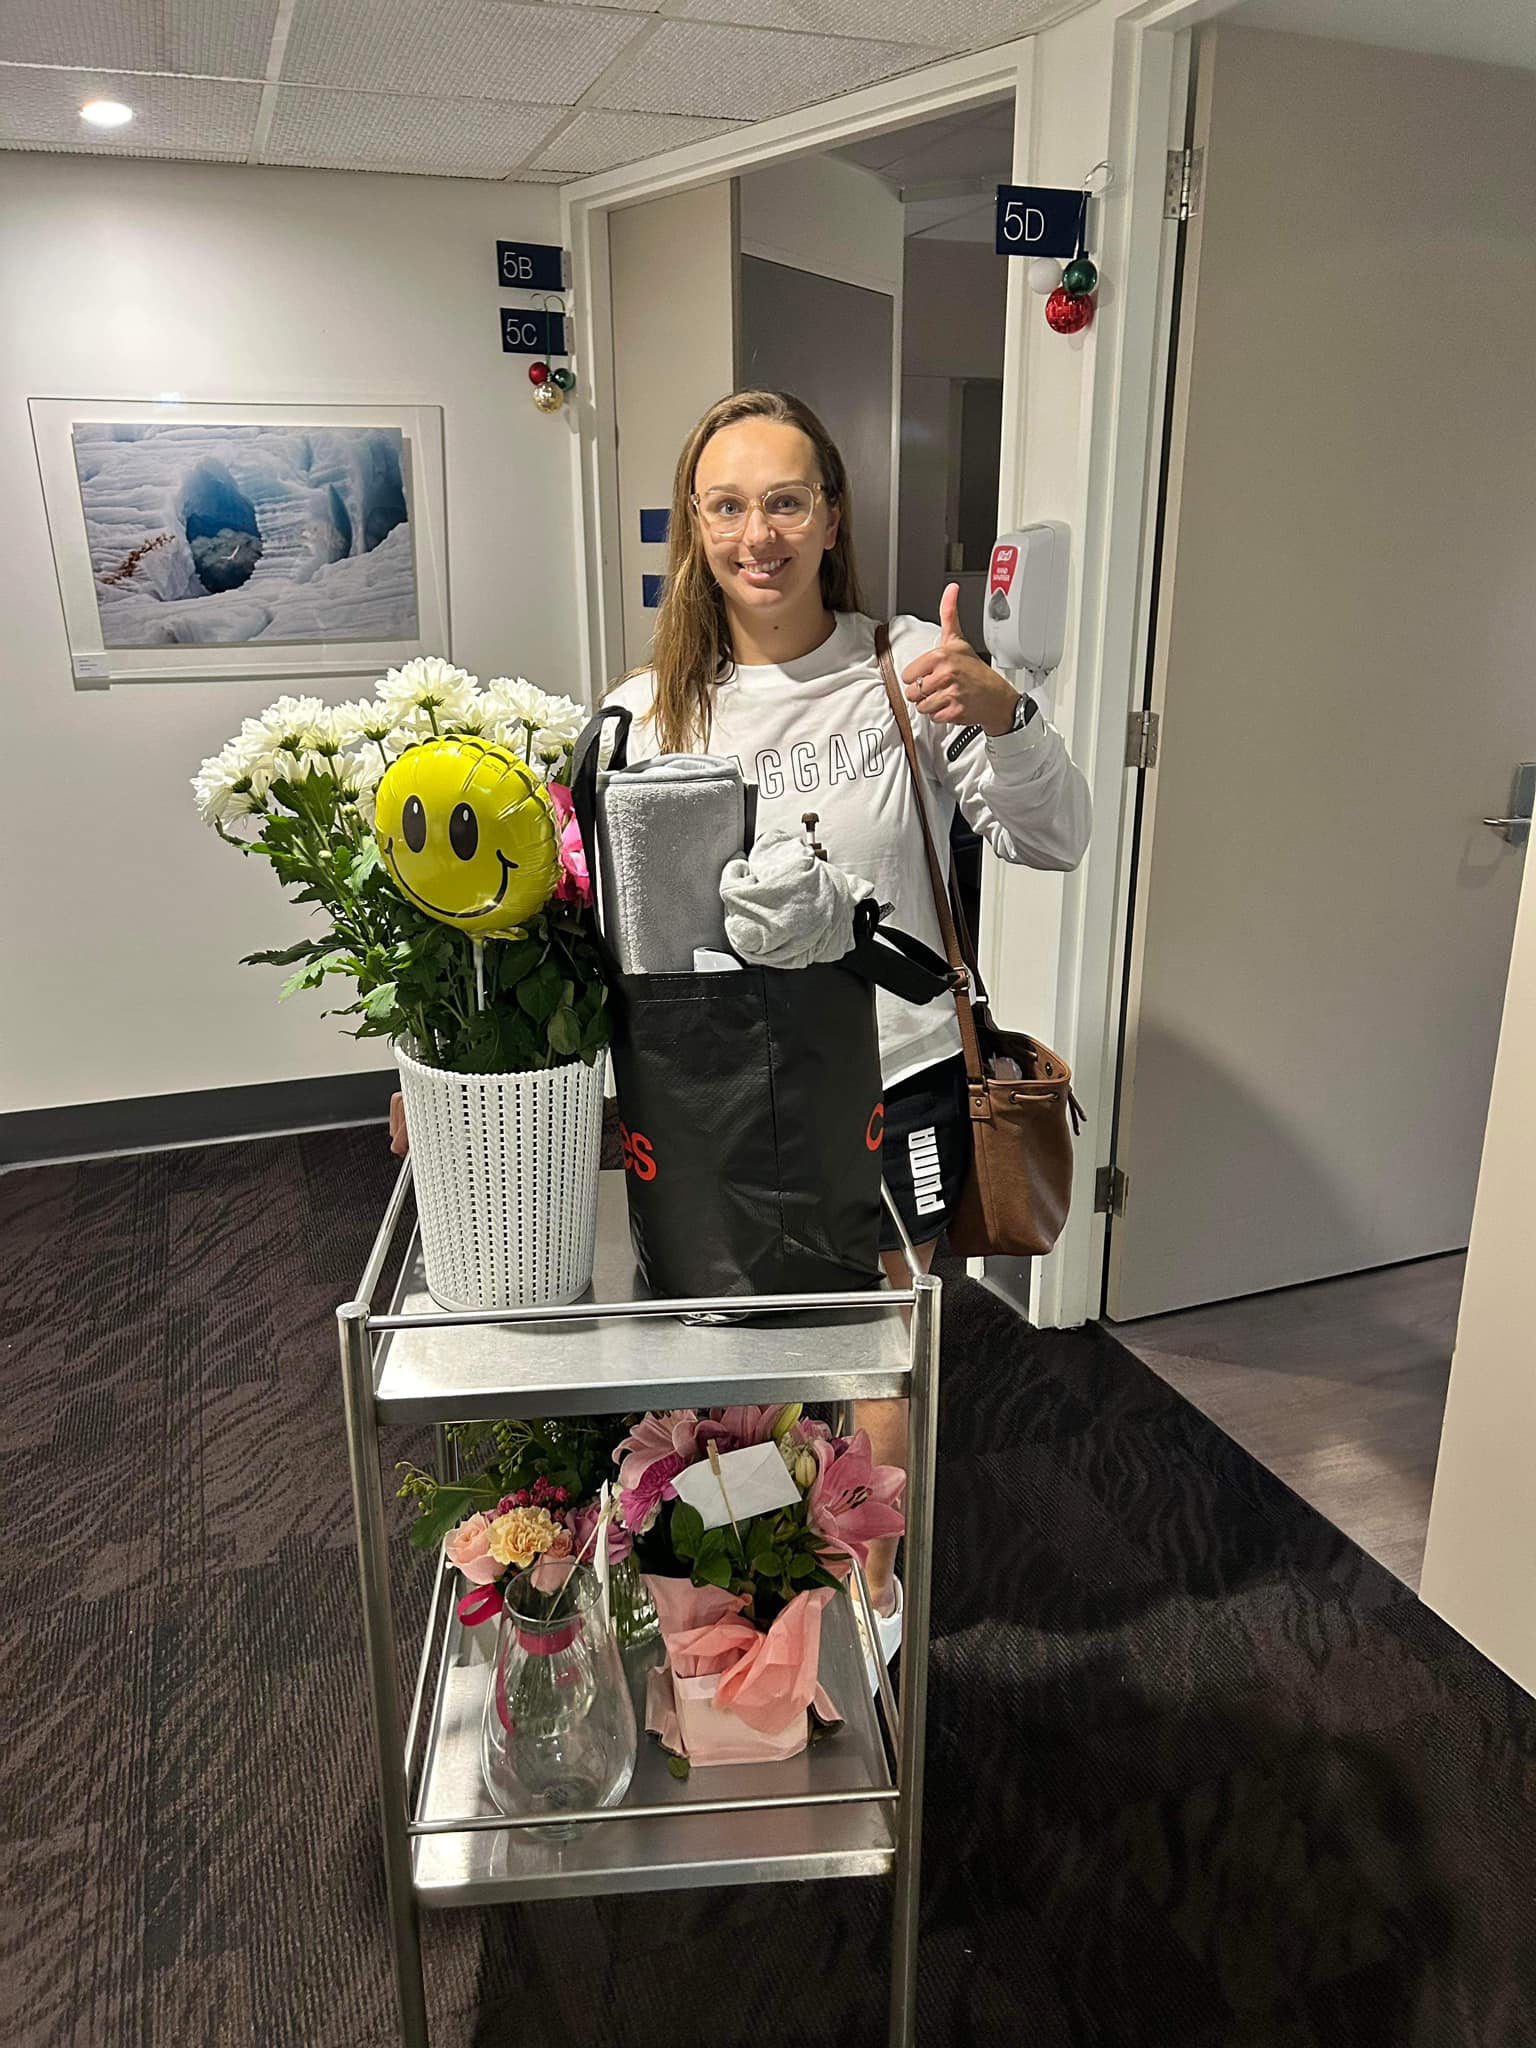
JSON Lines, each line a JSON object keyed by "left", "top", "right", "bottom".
{"left": 671, "top": 1441, "right": 801, "bottom": 1532}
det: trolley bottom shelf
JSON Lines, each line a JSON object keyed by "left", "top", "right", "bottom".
{"left": 411, "top": 1599, "right": 896, "bottom": 1907}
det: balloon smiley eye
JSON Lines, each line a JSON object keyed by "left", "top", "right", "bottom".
{"left": 402, "top": 794, "right": 427, "bottom": 853}
{"left": 449, "top": 802, "right": 479, "bottom": 862}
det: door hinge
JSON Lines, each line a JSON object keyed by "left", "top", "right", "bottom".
{"left": 1094, "top": 1165, "right": 1129, "bottom": 1217}
{"left": 1165, "top": 145, "right": 1204, "bottom": 221}
{"left": 1126, "top": 709, "right": 1160, "bottom": 770}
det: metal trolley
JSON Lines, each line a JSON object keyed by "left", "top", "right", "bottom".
{"left": 339, "top": 1165, "right": 940, "bottom": 2047}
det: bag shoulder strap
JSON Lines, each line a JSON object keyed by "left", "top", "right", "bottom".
{"left": 874, "top": 622, "right": 986, "bottom": 1085}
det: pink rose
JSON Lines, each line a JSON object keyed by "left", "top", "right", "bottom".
{"left": 445, "top": 1511, "right": 506, "bottom": 1585}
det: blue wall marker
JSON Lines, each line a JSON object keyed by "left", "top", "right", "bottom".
{"left": 639, "top": 508, "right": 670, "bottom": 544}
{"left": 641, "top": 574, "right": 665, "bottom": 609}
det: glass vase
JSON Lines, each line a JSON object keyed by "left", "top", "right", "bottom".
{"left": 609, "top": 1551, "right": 660, "bottom": 1650}
{"left": 480, "top": 1561, "right": 637, "bottom": 1836}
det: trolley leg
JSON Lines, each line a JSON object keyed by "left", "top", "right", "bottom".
{"left": 339, "top": 1302, "right": 430, "bottom": 2047}
{"left": 889, "top": 1272, "right": 940, "bottom": 2048}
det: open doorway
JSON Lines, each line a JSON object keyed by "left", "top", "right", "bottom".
{"left": 605, "top": 96, "right": 1015, "bottom": 928}
{"left": 1102, "top": 18, "right": 1536, "bottom": 1590}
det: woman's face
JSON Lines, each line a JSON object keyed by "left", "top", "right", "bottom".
{"left": 691, "top": 420, "right": 840, "bottom": 622}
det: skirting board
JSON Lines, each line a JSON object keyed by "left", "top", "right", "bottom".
{"left": 0, "top": 1070, "right": 398, "bottom": 1168}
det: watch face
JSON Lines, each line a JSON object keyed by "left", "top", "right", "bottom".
{"left": 1016, "top": 694, "right": 1039, "bottom": 729}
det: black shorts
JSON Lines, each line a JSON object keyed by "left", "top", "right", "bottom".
{"left": 877, "top": 1053, "right": 971, "bottom": 1254}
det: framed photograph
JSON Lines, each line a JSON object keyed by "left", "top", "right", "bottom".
{"left": 28, "top": 398, "right": 449, "bottom": 687}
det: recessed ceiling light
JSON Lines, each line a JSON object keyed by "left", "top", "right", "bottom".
{"left": 80, "top": 100, "right": 134, "bottom": 129}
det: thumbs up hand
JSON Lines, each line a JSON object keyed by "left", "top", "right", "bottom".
{"left": 901, "top": 582, "right": 1021, "bottom": 738}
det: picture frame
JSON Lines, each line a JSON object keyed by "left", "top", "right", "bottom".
{"left": 28, "top": 397, "right": 449, "bottom": 688}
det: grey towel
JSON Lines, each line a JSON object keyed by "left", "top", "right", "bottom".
{"left": 719, "top": 828, "right": 874, "bottom": 971}
{"left": 596, "top": 754, "right": 745, "bottom": 972}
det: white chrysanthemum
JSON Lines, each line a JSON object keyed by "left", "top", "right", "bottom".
{"left": 374, "top": 656, "right": 479, "bottom": 730}
{"left": 191, "top": 741, "right": 271, "bottom": 828}
{"left": 444, "top": 695, "right": 496, "bottom": 738}
{"left": 483, "top": 676, "right": 548, "bottom": 727}
{"left": 330, "top": 698, "right": 390, "bottom": 746}
{"left": 535, "top": 693, "right": 587, "bottom": 743}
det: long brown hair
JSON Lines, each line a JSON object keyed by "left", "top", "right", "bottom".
{"left": 634, "top": 390, "right": 867, "bottom": 753}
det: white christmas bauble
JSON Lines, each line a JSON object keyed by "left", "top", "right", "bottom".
{"left": 1027, "top": 257, "right": 1063, "bottom": 296}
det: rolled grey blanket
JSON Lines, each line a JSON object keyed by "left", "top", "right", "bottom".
{"left": 719, "top": 828, "right": 874, "bottom": 971}
{"left": 596, "top": 754, "right": 745, "bottom": 972}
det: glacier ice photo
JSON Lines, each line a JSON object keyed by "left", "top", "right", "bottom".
{"left": 71, "top": 423, "right": 420, "bottom": 648}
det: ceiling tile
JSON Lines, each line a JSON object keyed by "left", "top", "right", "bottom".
{"left": 0, "top": 0, "right": 279, "bottom": 78}
{"left": 0, "top": 64, "right": 261, "bottom": 157}
{"left": 664, "top": 0, "right": 1076, "bottom": 46}
{"left": 282, "top": 0, "right": 648, "bottom": 103}
{"left": 263, "top": 86, "right": 566, "bottom": 177}
{"left": 590, "top": 19, "right": 942, "bottom": 120}
{"left": 530, "top": 106, "right": 745, "bottom": 175}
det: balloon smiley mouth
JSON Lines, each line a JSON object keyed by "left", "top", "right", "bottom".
{"left": 384, "top": 842, "right": 518, "bottom": 922}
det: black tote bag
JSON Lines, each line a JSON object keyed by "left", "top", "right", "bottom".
{"left": 573, "top": 707, "right": 954, "bottom": 1299}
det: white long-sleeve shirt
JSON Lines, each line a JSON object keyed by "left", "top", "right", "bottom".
{"left": 606, "top": 610, "right": 1092, "bottom": 1085}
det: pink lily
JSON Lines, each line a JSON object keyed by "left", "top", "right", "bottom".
{"left": 614, "top": 1409, "right": 704, "bottom": 1532}
{"left": 806, "top": 1429, "right": 905, "bottom": 1576}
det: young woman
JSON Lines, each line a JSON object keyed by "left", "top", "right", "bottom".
{"left": 607, "top": 389, "right": 1092, "bottom": 1638}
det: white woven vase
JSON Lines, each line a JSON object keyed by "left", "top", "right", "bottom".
{"left": 395, "top": 1044, "right": 605, "bottom": 1311}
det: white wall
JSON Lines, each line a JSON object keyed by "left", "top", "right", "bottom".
{"left": 609, "top": 182, "right": 736, "bottom": 672}
{"left": 738, "top": 155, "right": 904, "bottom": 296}
{"left": 1421, "top": 839, "right": 1536, "bottom": 1693}
{"left": 0, "top": 153, "right": 580, "bottom": 1115}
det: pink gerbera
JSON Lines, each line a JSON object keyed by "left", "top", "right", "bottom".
{"left": 806, "top": 1429, "right": 905, "bottom": 1576}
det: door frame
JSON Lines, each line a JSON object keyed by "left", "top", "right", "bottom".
{"left": 559, "top": 1, "right": 1230, "bottom": 1327}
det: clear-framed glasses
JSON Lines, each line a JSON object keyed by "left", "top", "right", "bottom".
{"left": 689, "top": 482, "right": 828, "bottom": 538}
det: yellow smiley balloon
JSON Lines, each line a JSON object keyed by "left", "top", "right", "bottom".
{"left": 374, "top": 736, "right": 561, "bottom": 935}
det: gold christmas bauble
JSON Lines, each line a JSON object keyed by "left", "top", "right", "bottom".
{"left": 532, "top": 381, "right": 565, "bottom": 414}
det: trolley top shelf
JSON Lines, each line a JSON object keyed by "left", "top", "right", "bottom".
{"left": 368, "top": 1172, "right": 913, "bottom": 1423}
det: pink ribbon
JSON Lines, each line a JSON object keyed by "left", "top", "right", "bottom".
{"left": 457, "top": 1583, "right": 504, "bottom": 1628}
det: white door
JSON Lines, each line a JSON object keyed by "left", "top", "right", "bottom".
{"left": 1420, "top": 837, "right": 1536, "bottom": 1694}
{"left": 1107, "top": 25, "right": 1536, "bottom": 1321}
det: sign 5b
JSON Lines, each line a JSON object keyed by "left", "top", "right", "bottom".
{"left": 994, "top": 185, "right": 1081, "bottom": 260}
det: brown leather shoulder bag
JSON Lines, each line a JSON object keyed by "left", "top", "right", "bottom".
{"left": 875, "top": 622, "right": 1084, "bottom": 1257}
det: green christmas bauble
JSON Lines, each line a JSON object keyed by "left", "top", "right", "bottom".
{"left": 551, "top": 367, "right": 576, "bottom": 392}
{"left": 1062, "top": 256, "right": 1098, "bottom": 297}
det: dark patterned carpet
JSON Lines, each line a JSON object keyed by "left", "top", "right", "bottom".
{"left": 3, "top": 1128, "right": 1535, "bottom": 2047}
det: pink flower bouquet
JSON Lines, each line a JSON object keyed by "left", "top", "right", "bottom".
{"left": 614, "top": 1404, "right": 905, "bottom": 1765}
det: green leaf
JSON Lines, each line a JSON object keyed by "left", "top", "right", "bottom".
{"left": 670, "top": 1502, "right": 704, "bottom": 1561}
{"left": 242, "top": 937, "right": 326, "bottom": 968}
{"left": 362, "top": 981, "right": 399, "bottom": 1018}
{"left": 516, "top": 972, "right": 561, "bottom": 1023}
{"left": 666, "top": 1754, "right": 691, "bottom": 1781}
{"left": 694, "top": 1552, "right": 731, "bottom": 1591}
{"left": 788, "top": 1553, "right": 817, "bottom": 1579}
{"left": 547, "top": 1006, "right": 580, "bottom": 1056}
{"left": 279, "top": 961, "right": 327, "bottom": 999}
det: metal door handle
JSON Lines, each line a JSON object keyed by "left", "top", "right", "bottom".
{"left": 1484, "top": 817, "right": 1526, "bottom": 829}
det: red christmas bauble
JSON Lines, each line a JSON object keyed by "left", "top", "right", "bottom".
{"left": 1045, "top": 286, "right": 1095, "bottom": 335}
{"left": 527, "top": 360, "right": 550, "bottom": 385}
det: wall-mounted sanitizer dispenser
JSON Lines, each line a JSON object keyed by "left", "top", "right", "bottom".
{"left": 983, "top": 521, "right": 1070, "bottom": 685}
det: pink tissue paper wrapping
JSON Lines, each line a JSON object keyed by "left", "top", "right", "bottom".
{"left": 643, "top": 1575, "right": 843, "bottom": 1766}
